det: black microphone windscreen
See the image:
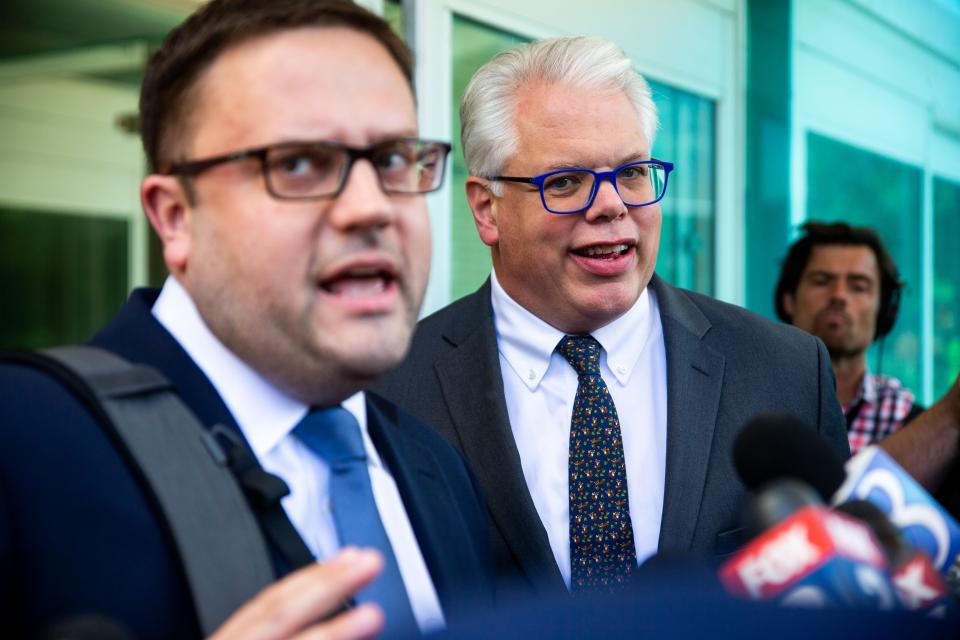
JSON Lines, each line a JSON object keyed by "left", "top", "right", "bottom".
{"left": 733, "top": 412, "right": 846, "bottom": 501}
{"left": 741, "top": 478, "right": 822, "bottom": 538}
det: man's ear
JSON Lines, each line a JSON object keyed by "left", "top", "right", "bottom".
{"left": 466, "top": 177, "right": 499, "bottom": 247}
{"left": 781, "top": 291, "right": 796, "bottom": 320}
{"left": 141, "top": 174, "right": 193, "bottom": 276}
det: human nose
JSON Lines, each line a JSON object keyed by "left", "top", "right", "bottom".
{"left": 583, "top": 175, "right": 627, "bottom": 222}
{"left": 326, "top": 158, "right": 395, "bottom": 231}
{"left": 828, "top": 280, "right": 850, "bottom": 305}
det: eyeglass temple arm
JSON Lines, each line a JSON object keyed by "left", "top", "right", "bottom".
{"left": 485, "top": 176, "right": 536, "bottom": 184}
{"left": 162, "top": 149, "right": 264, "bottom": 176}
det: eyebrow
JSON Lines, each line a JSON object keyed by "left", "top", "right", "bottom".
{"left": 543, "top": 152, "right": 651, "bottom": 172}
{"left": 805, "top": 269, "right": 877, "bottom": 284}
{"left": 271, "top": 129, "right": 421, "bottom": 147}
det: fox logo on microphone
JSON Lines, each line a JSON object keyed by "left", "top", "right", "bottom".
{"left": 720, "top": 506, "right": 896, "bottom": 610}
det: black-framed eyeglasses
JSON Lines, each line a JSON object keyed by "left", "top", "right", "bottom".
{"left": 487, "top": 159, "right": 674, "bottom": 214}
{"left": 163, "top": 138, "right": 453, "bottom": 200}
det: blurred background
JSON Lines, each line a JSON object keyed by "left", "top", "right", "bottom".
{"left": 0, "top": 0, "right": 957, "bottom": 404}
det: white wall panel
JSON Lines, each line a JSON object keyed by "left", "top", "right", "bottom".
{"left": 0, "top": 73, "right": 146, "bottom": 284}
{"left": 795, "top": 0, "right": 960, "bottom": 169}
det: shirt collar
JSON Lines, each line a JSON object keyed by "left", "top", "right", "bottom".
{"left": 592, "top": 285, "right": 658, "bottom": 386}
{"left": 489, "top": 270, "right": 659, "bottom": 389}
{"left": 151, "top": 276, "right": 378, "bottom": 465}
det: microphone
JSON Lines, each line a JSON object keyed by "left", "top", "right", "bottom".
{"left": 734, "top": 414, "right": 960, "bottom": 617}
{"left": 735, "top": 413, "right": 960, "bottom": 581}
{"left": 836, "top": 500, "right": 958, "bottom": 618}
{"left": 741, "top": 478, "right": 821, "bottom": 540}
{"left": 733, "top": 412, "right": 846, "bottom": 501}
{"left": 719, "top": 481, "right": 897, "bottom": 611}
{"left": 833, "top": 445, "right": 960, "bottom": 577}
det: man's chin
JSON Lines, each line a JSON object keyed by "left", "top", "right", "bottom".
{"left": 823, "top": 341, "right": 869, "bottom": 361}
{"left": 337, "top": 338, "right": 411, "bottom": 380}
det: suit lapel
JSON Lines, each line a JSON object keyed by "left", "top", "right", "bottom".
{"left": 90, "top": 288, "right": 241, "bottom": 433}
{"left": 651, "top": 276, "right": 725, "bottom": 552}
{"left": 434, "top": 284, "right": 565, "bottom": 595}
{"left": 364, "top": 394, "right": 472, "bottom": 613}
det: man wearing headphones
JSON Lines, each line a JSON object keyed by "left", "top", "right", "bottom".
{"left": 775, "top": 221, "right": 922, "bottom": 454}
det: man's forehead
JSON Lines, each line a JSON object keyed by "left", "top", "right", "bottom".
{"left": 806, "top": 244, "right": 880, "bottom": 278}
{"left": 187, "top": 26, "right": 416, "bottom": 152}
{"left": 539, "top": 150, "right": 650, "bottom": 171}
{"left": 509, "top": 80, "right": 648, "bottom": 170}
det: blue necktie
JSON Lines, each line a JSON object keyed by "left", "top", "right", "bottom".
{"left": 294, "top": 407, "right": 419, "bottom": 636}
{"left": 557, "top": 335, "right": 637, "bottom": 593}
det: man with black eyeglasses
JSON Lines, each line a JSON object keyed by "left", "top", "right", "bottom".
{"left": 0, "top": 1, "right": 491, "bottom": 638}
{"left": 377, "top": 36, "right": 850, "bottom": 600}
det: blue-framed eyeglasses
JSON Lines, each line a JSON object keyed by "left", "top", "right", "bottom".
{"left": 487, "top": 159, "right": 674, "bottom": 215}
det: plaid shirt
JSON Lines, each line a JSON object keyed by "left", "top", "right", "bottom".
{"left": 843, "top": 371, "right": 916, "bottom": 455}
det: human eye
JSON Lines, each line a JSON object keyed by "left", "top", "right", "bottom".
{"left": 417, "top": 146, "right": 442, "bottom": 171}
{"left": 619, "top": 164, "right": 649, "bottom": 180}
{"left": 265, "top": 145, "right": 343, "bottom": 196}
{"left": 543, "top": 171, "right": 585, "bottom": 196}
{"left": 849, "top": 278, "right": 872, "bottom": 294}
{"left": 808, "top": 273, "right": 831, "bottom": 287}
{"left": 269, "top": 146, "right": 336, "bottom": 178}
{"left": 374, "top": 142, "right": 416, "bottom": 174}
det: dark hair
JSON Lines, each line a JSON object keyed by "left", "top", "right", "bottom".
{"left": 774, "top": 221, "right": 903, "bottom": 340}
{"left": 139, "top": 0, "right": 413, "bottom": 173}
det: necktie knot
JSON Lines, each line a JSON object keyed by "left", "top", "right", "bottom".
{"left": 294, "top": 406, "right": 366, "bottom": 467}
{"left": 557, "top": 334, "right": 601, "bottom": 377}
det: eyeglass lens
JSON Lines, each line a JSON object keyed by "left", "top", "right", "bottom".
{"left": 264, "top": 140, "right": 447, "bottom": 198}
{"left": 542, "top": 163, "right": 666, "bottom": 213}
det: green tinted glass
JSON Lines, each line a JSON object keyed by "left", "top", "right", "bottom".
{"left": 0, "top": 208, "right": 128, "bottom": 348}
{"left": 806, "top": 133, "right": 923, "bottom": 393}
{"left": 450, "top": 16, "right": 528, "bottom": 300}
{"left": 648, "top": 80, "right": 715, "bottom": 295}
{"left": 933, "top": 177, "right": 960, "bottom": 398}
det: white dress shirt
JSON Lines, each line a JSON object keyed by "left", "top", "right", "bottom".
{"left": 490, "top": 270, "right": 668, "bottom": 589}
{"left": 152, "top": 277, "right": 444, "bottom": 633}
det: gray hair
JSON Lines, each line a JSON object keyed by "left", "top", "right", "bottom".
{"left": 460, "top": 35, "right": 658, "bottom": 195}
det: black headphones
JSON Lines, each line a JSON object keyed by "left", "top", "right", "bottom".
{"left": 874, "top": 276, "right": 901, "bottom": 340}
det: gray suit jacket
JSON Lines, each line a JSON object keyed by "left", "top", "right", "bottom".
{"left": 375, "top": 274, "right": 849, "bottom": 598}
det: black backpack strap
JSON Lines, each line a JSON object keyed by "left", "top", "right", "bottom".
{"left": 207, "top": 423, "right": 316, "bottom": 571}
{"left": 2, "top": 345, "right": 276, "bottom": 635}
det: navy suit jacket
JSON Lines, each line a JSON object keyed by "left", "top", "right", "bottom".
{"left": 0, "top": 289, "right": 492, "bottom": 639}
{"left": 375, "top": 275, "right": 850, "bottom": 598}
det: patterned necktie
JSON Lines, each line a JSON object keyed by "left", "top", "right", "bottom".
{"left": 557, "top": 334, "right": 637, "bottom": 593}
{"left": 294, "top": 407, "right": 419, "bottom": 637}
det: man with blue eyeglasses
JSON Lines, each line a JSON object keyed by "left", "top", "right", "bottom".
{"left": 377, "top": 35, "right": 849, "bottom": 600}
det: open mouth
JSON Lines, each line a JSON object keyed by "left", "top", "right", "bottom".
{"left": 571, "top": 242, "right": 632, "bottom": 259}
{"left": 317, "top": 260, "right": 401, "bottom": 314}
{"left": 320, "top": 266, "right": 395, "bottom": 297}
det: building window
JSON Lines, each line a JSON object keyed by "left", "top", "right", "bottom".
{"left": 648, "top": 80, "right": 716, "bottom": 296}
{"left": 383, "top": 0, "right": 404, "bottom": 40}
{"left": 806, "top": 132, "right": 923, "bottom": 394}
{"left": 449, "top": 16, "right": 527, "bottom": 300}
{"left": 0, "top": 208, "right": 128, "bottom": 348}
{"left": 933, "top": 177, "right": 960, "bottom": 398}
